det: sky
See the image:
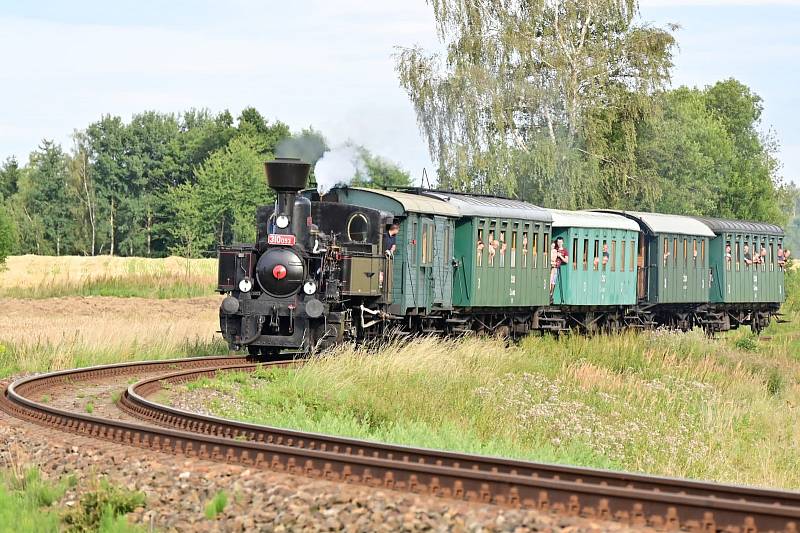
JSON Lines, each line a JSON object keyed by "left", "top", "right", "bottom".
{"left": 0, "top": 0, "right": 798, "bottom": 185}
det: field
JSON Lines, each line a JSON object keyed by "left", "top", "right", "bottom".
{"left": 184, "top": 321, "right": 800, "bottom": 490}
{"left": 0, "top": 255, "right": 217, "bottom": 299}
{"left": 2, "top": 255, "right": 799, "bottom": 493}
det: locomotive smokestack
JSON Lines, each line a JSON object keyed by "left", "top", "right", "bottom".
{"left": 265, "top": 158, "right": 312, "bottom": 237}
{"left": 265, "top": 157, "right": 310, "bottom": 193}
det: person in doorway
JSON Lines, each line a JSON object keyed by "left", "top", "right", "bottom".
{"left": 550, "top": 237, "right": 568, "bottom": 302}
{"left": 384, "top": 224, "right": 399, "bottom": 258}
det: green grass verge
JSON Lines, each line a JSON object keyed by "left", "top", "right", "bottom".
{"left": 0, "top": 337, "right": 228, "bottom": 379}
{"left": 185, "top": 317, "right": 800, "bottom": 489}
{"left": 0, "top": 468, "right": 144, "bottom": 533}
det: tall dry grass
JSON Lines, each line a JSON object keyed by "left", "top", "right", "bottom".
{"left": 0, "top": 297, "right": 226, "bottom": 377}
{"left": 0, "top": 255, "right": 217, "bottom": 298}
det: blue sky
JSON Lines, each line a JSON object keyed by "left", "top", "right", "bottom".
{"left": 0, "top": 1, "right": 798, "bottom": 184}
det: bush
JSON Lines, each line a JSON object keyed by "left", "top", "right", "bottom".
{"left": 0, "top": 207, "right": 16, "bottom": 267}
{"left": 61, "top": 479, "right": 145, "bottom": 532}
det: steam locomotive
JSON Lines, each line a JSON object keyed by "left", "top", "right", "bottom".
{"left": 217, "top": 158, "right": 786, "bottom": 357}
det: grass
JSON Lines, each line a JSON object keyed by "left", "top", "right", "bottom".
{"left": 0, "top": 468, "right": 143, "bottom": 533}
{"left": 0, "top": 255, "right": 217, "bottom": 299}
{"left": 0, "top": 296, "right": 226, "bottom": 378}
{"left": 204, "top": 491, "right": 228, "bottom": 519}
{"left": 183, "top": 315, "right": 800, "bottom": 490}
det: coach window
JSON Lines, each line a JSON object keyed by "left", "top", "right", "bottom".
{"left": 673, "top": 238, "right": 678, "bottom": 267}
{"left": 769, "top": 241, "right": 775, "bottom": 272}
{"left": 582, "top": 238, "right": 589, "bottom": 271}
{"left": 620, "top": 238, "right": 626, "bottom": 272}
{"left": 629, "top": 240, "right": 635, "bottom": 272}
{"left": 611, "top": 240, "right": 617, "bottom": 271}
{"left": 499, "top": 228, "right": 507, "bottom": 268}
{"left": 487, "top": 224, "right": 496, "bottom": 267}
{"left": 532, "top": 231, "right": 538, "bottom": 269}
{"left": 511, "top": 228, "right": 518, "bottom": 268}
{"left": 542, "top": 233, "right": 549, "bottom": 269}
{"left": 476, "top": 227, "right": 484, "bottom": 267}
{"left": 427, "top": 225, "right": 434, "bottom": 265}
{"left": 682, "top": 238, "right": 687, "bottom": 268}
{"left": 572, "top": 238, "right": 578, "bottom": 270}
{"left": 663, "top": 238, "right": 669, "bottom": 267}
{"left": 421, "top": 225, "right": 429, "bottom": 264}
{"left": 762, "top": 238, "right": 768, "bottom": 271}
{"left": 593, "top": 240, "right": 600, "bottom": 271}
{"left": 744, "top": 240, "right": 751, "bottom": 270}
{"left": 410, "top": 220, "right": 418, "bottom": 266}
{"left": 443, "top": 225, "right": 450, "bottom": 262}
{"left": 735, "top": 241, "right": 741, "bottom": 271}
{"left": 602, "top": 239, "right": 609, "bottom": 270}
{"left": 692, "top": 239, "right": 698, "bottom": 266}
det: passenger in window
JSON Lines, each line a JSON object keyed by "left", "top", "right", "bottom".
{"left": 593, "top": 256, "right": 600, "bottom": 269}
{"left": 549, "top": 238, "right": 566, "bottom": 300}
{"left": 522, "top": 234, "right": 529, "bottom": 259}
{"left": 784, "top": 249, "right": 791, "bottom": 265}
{"left": 725, "top": 243, "right": 732, "bottom": 263}
{"left": 760, "top": 247, "right": 767, "bottom": 264}
{"left": 602, "top": 242, "right": 609, "bottom": 266}
{"left": 476, "top": 238, "right": 484, "bottom": 264}
{"left": 693, "top": 246, "right": 698, "bottom": 262}
{"left": 778, "top": 245, "right": 785, "bottom": 268}
{"left": 488, "top": 237, "right": 498, "bottom": 266}
{"left": 743, "top": 244, "right": 752, "bottom": 266}
{"left": 384, "top": 224, "right": 399, "bottom": 258}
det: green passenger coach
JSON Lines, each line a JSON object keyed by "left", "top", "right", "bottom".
{"left": 421, "top": 192, "right": 552, "bottom": 309}
{"left": 325, "top": 187, "right": 459, "bottom": 316}
{"left": 692, "top": 217, "right": 785, "bottom": 305}
{"left": 548, "top": 210, "right": 640, "bottom": 306}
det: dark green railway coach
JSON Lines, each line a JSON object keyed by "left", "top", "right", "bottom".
{"left": 600, "top": 211, "right": 715, "bottom": 305}
{"left": 324, "top": 187, "right": 460, "bottom": 316}
{"left": 422, "top": 192, "right": 552, "bottom": 309}
{"left": 692, "top": 217, "right": 785, "bottom": 305}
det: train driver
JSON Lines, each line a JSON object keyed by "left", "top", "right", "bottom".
{"left": 385, "top": 224, "right": 400, "bottom": 258}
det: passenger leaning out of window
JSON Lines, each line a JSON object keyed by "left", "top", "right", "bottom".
{"left": 743, "top": 244, "right": 753, "bottom": 266}
{"left": 725, "top": 243, "right": 732, "bottom": 263}
{"left": 778, "top": 245, "right": 785, "bottom": 268}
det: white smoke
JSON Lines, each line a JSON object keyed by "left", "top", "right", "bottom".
{"left": 313, "top": 143, "right": 367, "bottom": 193}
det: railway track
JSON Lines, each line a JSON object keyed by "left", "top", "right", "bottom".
{"left": 3, "top": 357, "right": 800, "bottom": 532}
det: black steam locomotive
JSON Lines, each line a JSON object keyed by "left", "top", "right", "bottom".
{"left": 217, "top": 158, "right": 394, "bottom": 357}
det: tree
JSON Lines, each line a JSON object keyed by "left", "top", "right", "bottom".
{"left": 0, "top": 157, "right": 22, "bottom": 199}
{"left": 396, "top": 0, "right": 676, "bottom": 206}
{"left": 636, "top": 80, "right": 786, "bottom": 224}
{"left": 167, "top": 135, "right": 270, "bottom": 256}
{"left": 0, "top": 196, "right": 16, "bottom": 265}
{"left": 351, "top": 146, "right": 412, "bottom": 189}
{"left": 16, "top": 141, "right": 74, "bottom": 255}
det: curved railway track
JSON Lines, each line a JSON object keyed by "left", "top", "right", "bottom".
{"left": 3, "top": 356, "right": 800, "bottom": 532}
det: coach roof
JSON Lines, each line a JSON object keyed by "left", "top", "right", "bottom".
{"left": 328, "top": 187, "right": 460, "bottom": 217}
{"left": 547, "top": 209, "right": 639, "bottom": 231}
{"left": 691, "top": 216, "right": 784, "bottom": 236}
{"left": 421, "top": 191, "right": 552, "bottom": 222}
{"left": 595, "top": 210, "right": 716, "bottom": 237}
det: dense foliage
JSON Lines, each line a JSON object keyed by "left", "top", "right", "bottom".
{"left": 1, "top": 109, "right": 410, "bottom": 258}
{"left": 396, "top": 0, "right": 793, "bottom": 226}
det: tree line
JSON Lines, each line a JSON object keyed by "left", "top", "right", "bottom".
{"left": 396, "top": 0, "right": 795, "bottom": 227}
{"left": 2, "top": 0, "right": 798, "bottom": 264}
{"left": 0, "top": 108, "right": 410, "bottom": 263}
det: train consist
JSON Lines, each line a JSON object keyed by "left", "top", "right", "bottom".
{"left": 217, "top": 158, "right": 786, "bottom": 356}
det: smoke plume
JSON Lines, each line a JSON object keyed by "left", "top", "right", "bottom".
{"left": 313, "top": 143, "right": 366, "bottom": 193}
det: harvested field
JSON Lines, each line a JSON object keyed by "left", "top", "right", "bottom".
{"left": 0, "top": 296, "right": 225, "bottom": 377}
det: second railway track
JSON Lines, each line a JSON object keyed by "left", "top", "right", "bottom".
{"left": 3, "top": 356, "right": 800, "bottom": 532}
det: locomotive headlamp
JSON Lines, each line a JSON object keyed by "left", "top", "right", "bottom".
{"left": 272, "top": 264, "right": 288, "bottom": 280}
{"left": 276, "top": 215, "right": 290, "bottom": 229}
{"left": 302, "top": 280, "right": 317, "bottom": 295}
{"left": 238, "top": 278, "right": 253, "bottom": 293}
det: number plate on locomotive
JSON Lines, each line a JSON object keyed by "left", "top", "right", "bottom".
{"left": 268, "top": 234, "right": 296, "bottom": 246}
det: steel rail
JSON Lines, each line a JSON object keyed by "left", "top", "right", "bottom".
{"left": 2, "top": 358, "right": 799, "bottom": 532}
